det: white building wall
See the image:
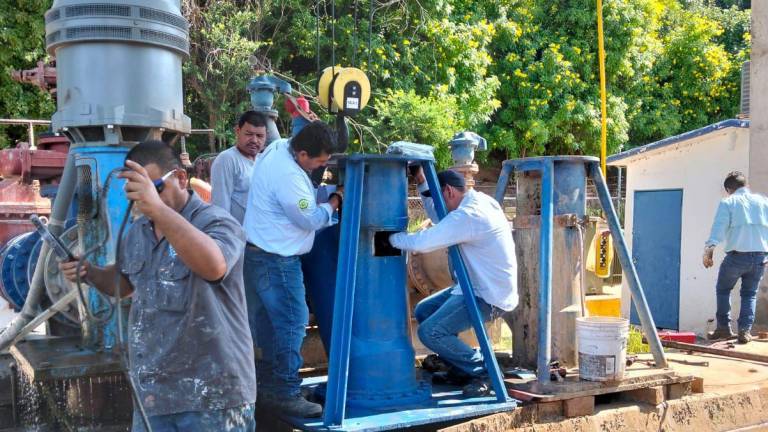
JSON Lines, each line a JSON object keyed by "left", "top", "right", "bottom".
{"left": 617, "top": 127, "right": 750, "bottom": 335}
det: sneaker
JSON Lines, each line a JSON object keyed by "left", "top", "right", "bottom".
{"left": 462, "top": 377, "right": 494, "bottom": 397}
{"left": 261, "top": 394, "right": 323, "bottom": 418}
{"left": 738, "top": 330, "right": 752, "bottom": 344}
{"left": 708, "top": 327, "right": 735, "bottom": 340}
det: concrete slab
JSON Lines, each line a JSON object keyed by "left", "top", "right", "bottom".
{"left": 441, "top": 340, "right": 768, "bottom": 432}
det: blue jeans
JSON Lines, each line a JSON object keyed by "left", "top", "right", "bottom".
{"left": 244, "top": 247, "right": 307, "bottom": 398}
{"left": 415, "top": 287, "right": 495, "bottom": 377}
{"left": 132, "top": 404, "right": 256, "bottom": 432}
{"left": 716, "top": 251, "right": 767, "bottom": 331}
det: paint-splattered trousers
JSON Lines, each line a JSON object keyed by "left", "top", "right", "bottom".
{"left": 132, "top": 403, "right": 256, "bottom": 431}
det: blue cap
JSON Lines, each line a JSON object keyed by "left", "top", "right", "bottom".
{"left": 422, "top": 170, "right": 465, "bottom": 197}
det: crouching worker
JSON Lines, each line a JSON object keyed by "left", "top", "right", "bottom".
{"left": 389, "top": 169, "right": 518, "bottom": 396}
{"left": 59, "top": 140, "right": 257, "bottom": 432}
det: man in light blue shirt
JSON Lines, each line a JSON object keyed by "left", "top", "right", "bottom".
{"left": 704, "top": 171, "right": 768, "bottom": 344}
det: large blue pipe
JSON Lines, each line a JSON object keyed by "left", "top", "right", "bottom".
{"left": 70, "top": 146, "right": 131, "bottom": 349}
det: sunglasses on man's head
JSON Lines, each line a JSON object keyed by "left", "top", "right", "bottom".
{"left": 153, "top": 170, "right": 177, "bottom": 194}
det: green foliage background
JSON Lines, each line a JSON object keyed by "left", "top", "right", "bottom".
{"left": 0, "top": 0, "right": 751, "bottom": 167}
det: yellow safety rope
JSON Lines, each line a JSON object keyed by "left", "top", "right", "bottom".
{"left": 597, "top": 0, "right": 608, "bottom": 175}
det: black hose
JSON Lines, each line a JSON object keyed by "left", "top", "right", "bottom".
{"left": 72, "top": 166, "right": 152, "bottom": 431}
{"left": 113, "top": 200, "right": 152, "bottom": 432}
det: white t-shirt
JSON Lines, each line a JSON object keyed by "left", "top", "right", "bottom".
{"left": 210, "top": 146, "right": 254, "bottom": 224}
{"left": 390, "top": 186, "right": 518, "bottom": 311}
{"left": 242, "top": 139, "right": 334, "bottom": 256}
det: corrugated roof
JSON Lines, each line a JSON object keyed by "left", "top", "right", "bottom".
{"left": 607, "top": 119, "right": 750, "bottom": 165}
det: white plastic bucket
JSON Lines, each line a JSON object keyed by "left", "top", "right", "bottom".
{"left": 576, "top": 316, "right": 629, "bottom": 382}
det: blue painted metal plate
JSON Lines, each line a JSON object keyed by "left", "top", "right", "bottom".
{"left": 502, "top": 155, "right": 599, "bottom": 168}
{"left": 283, "top": 377, "right": 517, "bottom": 432}
{"left": 630, "top": 189, "right": 682, "bottom": 329}
{"left": 344, "top": 153, "right": 434, "bottom": 162}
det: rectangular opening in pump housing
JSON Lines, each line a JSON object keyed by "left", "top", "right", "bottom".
{"left": 373, "top": 231, "right": 401, "bottom": 257}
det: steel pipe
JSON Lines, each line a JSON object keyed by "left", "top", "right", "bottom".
{"left": 0, "top": 151, "right": 76, "bottom": 351}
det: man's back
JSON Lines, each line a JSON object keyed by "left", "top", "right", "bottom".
{"left": 451, "top": 190, "right": 518, "bottom": 311}
{"left": 392, "top": 188, "right": 518, "bottom": 311}
{"left": 708, "top": 188, "right": 768, "bottom": 252}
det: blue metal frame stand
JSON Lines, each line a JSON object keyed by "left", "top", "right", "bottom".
{"left": 494, "top": 156, "right": 667, "bottom": 385}
{"left": 323, "top": 158, "right": 365, "bottom": 426}
{"left": 299, "top": 155, "right": 515, "bottom": 432}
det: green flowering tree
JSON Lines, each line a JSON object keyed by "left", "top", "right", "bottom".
{"left": 0, "top": 0, "right": 55, "bottom": 148}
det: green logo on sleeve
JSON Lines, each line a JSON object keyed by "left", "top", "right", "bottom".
{"left": 298, "top": 198, "right": 310, "bottom": 210}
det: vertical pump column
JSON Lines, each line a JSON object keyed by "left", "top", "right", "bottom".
{"left": 345, "top": 158, "right": 431, "bottom": 408}
{"left": 44, "top": 0, "right": 191, "bottom": 348}
{"left": 499, "top": 157, "right": 588, "bottom": 370}
{"left": 495, "top": 156, "right": 668, "bottom": 383}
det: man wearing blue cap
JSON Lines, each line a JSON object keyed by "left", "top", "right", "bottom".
{"left": 389, "top": 169, "right": 518, "bottom": 396}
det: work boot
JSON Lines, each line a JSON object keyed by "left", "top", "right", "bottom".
{"left": 261, "top": 394, "right": 323, "bottom": 418}
{"left": 738, "top": 330, "right": 752, "bottom": 344}
{"left": 422, "top": 354, "right": 450, "bottom": 373}
{"left": 707, "top": 327, "right": 735, "bottom": 340}
{"left": 431, "top": 366, "right": 472, "bottom": 386}
{"left": 462, "top": 377, "right": 494, "bottom": 397}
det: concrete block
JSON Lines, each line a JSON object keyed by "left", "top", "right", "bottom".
{"left": 536, "top": 400, "right": 563, "bottom": 420}
{"left": 623, "top": 385, "right": 665, "bottom": 405}
{"left": 691, "top": 376, "right": 705, "bottom": 393}
{"left": 563, "top": 396, "right": 595, "bottom": 418}
{"left": 667, "top": 382, "right": 692, "bottom": 399}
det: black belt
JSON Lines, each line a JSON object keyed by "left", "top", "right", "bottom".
{"left": 246, "top": 242, "right": 264, "bottom": 252}
{"left": 728, "top": 251, "right": 767, "bottom": 255}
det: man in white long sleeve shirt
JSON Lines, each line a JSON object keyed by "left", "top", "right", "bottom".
{"left": 389, "top": 169, "right": 517, "bottom": 395}
{"left": 242, "top": 121, "right": 340, "bottom": 418}
{"left": 210, "top": 111, "right": 268, "bottom": 224}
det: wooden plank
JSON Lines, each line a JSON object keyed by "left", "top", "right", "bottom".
{"left": 563, "top": 396, "right": 595, "bottom": 417}
{"left": 508, "top": 369, "right": 695, "bottom": 402}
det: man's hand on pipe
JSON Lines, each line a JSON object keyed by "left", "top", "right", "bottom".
{"left": 59, "top": 258, "right": 88, "bottom": 283}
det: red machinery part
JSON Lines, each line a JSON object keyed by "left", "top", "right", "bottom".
{"left": 10, "top": 60, "right": 57, "bottom": 95}
{"left": 0, "top": 134, "right": 69, "bottom": 245}
{"left": 0, "top": 135, "right": 69, "bottom": 182}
